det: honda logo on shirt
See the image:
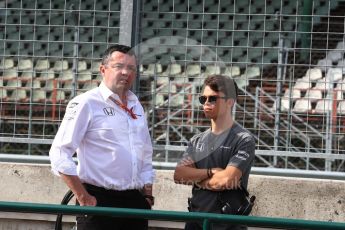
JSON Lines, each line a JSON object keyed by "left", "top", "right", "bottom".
{"left": 103, "top": 107, "right": 115, "bottom": 116}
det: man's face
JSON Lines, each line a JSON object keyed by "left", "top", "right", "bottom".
{"left": 201, "top": 85, "right": 232, "bottom": 119}
{"left": 100, "top": 51, "right": 137, "bottom": 94}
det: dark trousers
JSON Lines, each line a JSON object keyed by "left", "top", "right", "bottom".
{"left": 185, "top": 220, "right": 247, "bottom": 230}
{"left": 76, "top": 183, "right": 151, "bottom": 230}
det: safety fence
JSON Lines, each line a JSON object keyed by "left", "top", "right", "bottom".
{"left": 2, "top": 0, "right": 345, "bottom": 172}
{"left": 0, "top": 201, "right": 344, "bottom": 230}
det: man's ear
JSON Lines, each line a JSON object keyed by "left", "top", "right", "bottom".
{"left": 99, "top": 65, "right": 105, "bottom": 76}
{"left": 228, "top": 98, "right": 235, "bottom": 107}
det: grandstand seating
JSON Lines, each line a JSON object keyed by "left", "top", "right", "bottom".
{"left": 304, "top": 89, "right": 322, "bottom": 102}
{"left": 313, "top": 78, "right": 333, "bottom": 91}
{"left": 17, "top": 59, "right": 33, "bottom": 70}
{"left": 34, "top": 59, "right": 50, "bottom": 71}
{"left": 293, "top": 78, "right": 312, "bottom": 91}
{"left": 8, "top": 89, "right": 27, "bottom": 102}
{"left": 2, "top": 69, "right": 17, "bottom": 79}
{"left": 337, "top": 101, "right": 345, "bottom": 114}
{"left": 78, "top": 70, "right": 93, "bottom": 82}
{"left": 325, "top": 68, "right": 343, "bottom": 82}
{"left": 32, "top": 90, "right": 47, "bottom": 103}
{"left": 223, "top": 66, "right": 241, "bottom": 77}
{"left": 1, "top": 58, "right": 15, "bottom": 69}
{"left": 303, "top": 68, "right": 322, "bottom": 81}
{"left": 82, "top": 81, "right": 99, "bottom": 90}
{"left": 293, "top": 99, "right": 312, "bottom": 113}
{"left": 284, "top": 88, "right": 301, "bottom": 100}
{"left": 39, "top": 70, "right": 55, "bottom": 80}
{"left": 314, "top": 99, "right": 332, "bottom": 114}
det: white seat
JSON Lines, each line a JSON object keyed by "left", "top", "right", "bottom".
{"left": 91, "top": 61, "right": 101, "bottom": 73}
{"left": 63, "top": 80, "right": 74, "bottom": 89}
{"left": 223, "top": 66, "right": 240, "bottom": 77}
{"left": 160, "top": 64, "right": 182, "bottom": 77}
{"left": 32, "top": 90, "right": 46, "bottom": 102}
{"left": 272, "top": 98, "right": 291, "bottom": 112}
{"left": 18, "top": 58, "right": 33, "bottom": 70}
{"left": 293, "top": 78, "right": 312, "bottom": 90}
{"left": 44, "top": 79, "right": 60, "bottom": 90}
{"left": 242, "top": 66, "right": 260, "bottom": 79}
{"left": 48, "top": 90, "right": 66, "bottom": 102}
{"left": 34, "top": 59, "right": 50, "bottom": 71}
{"left": 20, "top": 71, "right": 34, "bottom": 79}
{"left": 170, "top": 94, "right": 184, "bottom": 107}
{"left": 304, "top": 89, "right": 322, "bottom": 102}
{"left": 3, "top": 68, "right": 17, "bottom": 79}
{"left": 6, "top": 79, "right": 21, "bottom": 88}
{"left": 156, "top": 76, "right": 169, "bottom": 85}
{"left": 0, "top": 88, "right": 8, "bottom": 100}
{"left": 336, "top": 79, "right": 345, "bottom": 91}
{"left": 39, "top": 69, "right": 55, "bottom": 79}
{"left": 82, "top": 81, "right": 99, "bottom": 90}
{"left": 317, "top": 58, "right": 333, "bottom": 72}
{"left": 185, "top": 64, "right": 201, "bottom": 76}
{"left": 58, "top": 70, "right": 74, "bottom": 80}
{"left": 78, "top": 60, "right": 88, "bottom": 71}
{"left": 0, "top": 58, "right": 15, "bottom": 69}
{"left": 25, "top": 79, "right": 41, "bottom": 88}
{"left": 139, "top": 64, "right": 144, "bottom": 74}
{"left": 53, "top": 60, "right": 69, "bottom": 71}
{"left": 303, "top": 68, "right": 322, "bottom": 81}
{"left": 9, "top": 89, "right": 27, "bottom": 101}
{"left": 283, "top": 89, "right": 301, "bottom": 100}
{"left": 234, "top": 77, "right": 249, "bottom": 89}
{"left": 337, "top": 59, "right": 345, "bottom": 68}
{"left": 142, "top": 63, "right": 163, "bottom": 75}
{"left": 336, "top": 41, "right": 345, "bottom": 51}
{"left": 335, "top": 91, "right": 344, "bottom": 100}
{"left": 173, "top": 74, "right": 188, "bottom": 84}
{"left": 325, "top": 68, "right": 343, "bottom": 82}
{"left": 204, "top": 65, "right": 221, "bottom": 76}
{"left": 78, "top": 70, "right": 92, "bottom": 81}
{"left": 337, "top": 101, "right": 345, "bottom": 114}
{"left": 158, "top": 83, "right": 177, "bottom": 94}
{"left": 327, "top": 50, "right": 342, "bottom": 62}
{"left": 154, "top": 94, "right": 165, "bottom": 107}
{"left": 314, "top": 99, "right": 332, "bottom": 114}
{"left": 313, "top": 78, "right": 333, "bottom": 91}
{"left": 293, "top": 99, "right": 312, "bottom": 113}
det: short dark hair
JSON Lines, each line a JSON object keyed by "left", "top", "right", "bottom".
{"left": 203, "top": 75, "right": 238, "bottom": 99}
{"left": 101, "top": 44, "right": 136, "bottom": 65}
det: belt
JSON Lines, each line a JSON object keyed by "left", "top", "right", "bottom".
{"left": 83, "top": 183, "right": 140, "bottom": 194}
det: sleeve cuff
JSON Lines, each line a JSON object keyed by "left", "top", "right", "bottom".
{"left": 51, "top": 159, "right": 78, "bottom": 176}
{"left": 141, "top": 170, "right": 155, "bottom": 184}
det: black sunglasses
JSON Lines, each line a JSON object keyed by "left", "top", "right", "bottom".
{"left": 199, "top": 95, "right": 228, "bottom": 105}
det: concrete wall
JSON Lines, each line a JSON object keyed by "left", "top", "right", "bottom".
{"left": 0, "top": 163, "right": 344, "bottom": 229}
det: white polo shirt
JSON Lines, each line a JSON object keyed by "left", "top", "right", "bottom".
{"left": 49, "top": 82, "right": 155, "bottom": 190}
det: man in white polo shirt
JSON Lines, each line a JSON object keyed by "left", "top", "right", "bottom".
{"left": 49, "top": 44, "right": 154, "bottom": 230}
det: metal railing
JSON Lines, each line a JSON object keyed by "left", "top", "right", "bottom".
{"left": 0, "top": 201, "right": 344, "bottom": 230}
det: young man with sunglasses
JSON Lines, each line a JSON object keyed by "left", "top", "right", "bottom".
{"left": 49, "top": 45, "right": 154, "bottom": 230}
{"left": 174, "top": 74, "right": 255, "bottom": 230}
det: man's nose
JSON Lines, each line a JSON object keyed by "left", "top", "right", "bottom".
{"left": 121, "top": 66, "right": 129, "bottom": 74}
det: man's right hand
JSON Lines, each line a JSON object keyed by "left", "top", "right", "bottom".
{"left": 76, "top": 192, "right": 97, "bottom": 206}
{"left": 59, "top": 173, "right": 97, "bottom": 206}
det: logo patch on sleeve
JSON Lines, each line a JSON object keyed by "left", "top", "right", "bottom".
{"left": 235, "top": 151, "right": 250, "bottom": 161}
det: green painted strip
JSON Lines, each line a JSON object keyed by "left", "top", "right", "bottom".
{"left": 0, "top": 201, "right": 344, "bottom": 230}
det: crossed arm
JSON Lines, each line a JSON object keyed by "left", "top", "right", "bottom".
{"left": 173, "top": 157, "right": 242, "bottom": 191}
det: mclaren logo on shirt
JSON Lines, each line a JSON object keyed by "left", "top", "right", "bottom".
{"left": 103, "top": 107, "right": 115, "bottom": 116}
